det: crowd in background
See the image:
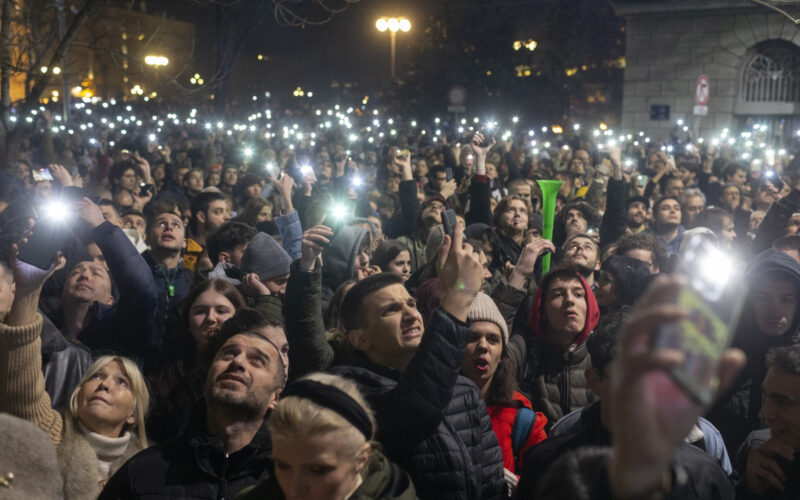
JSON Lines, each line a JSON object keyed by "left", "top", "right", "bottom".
{"left": 0, "top": 98, "right": 799, "bottom": 499}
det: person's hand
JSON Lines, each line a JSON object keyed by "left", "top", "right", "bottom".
{"left": 76, "top": 197, "right": 106, "bottom": 228}
{"left": 300, "top": 225, "right": 334, "bottom": 271}
{"left": 393, "top": 154, "right": 413, "bottom": 181}
{"left": 272, "top": 172, "right": 294, "bottom": 200}
{"left": 503, "top": 139, "right": 512, "bottom": 154}
{"left": 609, "top": 276, "right": 746, "bottom": 498}
{"left": 42, "top": 109, "right": 54, "bottom": 127}
{"left": 10, "top": 244, "right": 65, "bottom": 296}
{"left": 514, "top": 238, "right": 555, "bottom": 277}
{"left": 356, "top": 265, "right": 382, "bottom": 281}
{"left": 133, "top": 151, "right": 152, "bottom": 183}
{"left": 159, "top": 145, "right": 172, "bottom": 163}
{"left": 470, "top": 132, "right": 496, "bottom": 158}
{"left": 440, "top": 179, "right": 457, "bottom": 199}
{"left": 241, "top": 273, "right": 270, "bottom": 297}
{"left": 131, "top": 189, "right": 152, "bottom": 212}
{"left": 437, "top": 222, "right": 483, "bottom": 322}
{"left": 745, "top": 438, "right": 795, "bottom": 494}
{"left": 301, "top": 169, "right": 317, "bottom": 196}
{"left": 48, "top": 164, "right": 73, "bottom": 187}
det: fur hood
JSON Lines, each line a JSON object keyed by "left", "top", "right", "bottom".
{"left": 57, "top": 413, "right": 143, "bottom": 500}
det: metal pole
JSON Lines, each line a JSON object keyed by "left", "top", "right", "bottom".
{"left": 390, "top": 31, "right": 396, "bottom": 80}
{"left": 56, "top": 0, "right": 70, "bottom": 123}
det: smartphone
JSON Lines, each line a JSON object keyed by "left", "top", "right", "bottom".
{"left": 637, "top": 174, "right": 649, "bottom": 187}
{"left": 139, "top": 183, "right": 154, "bottom": 197}
{"left": 441, "top": 209, "right": 457, "bottom": 237}
{"left": 32, "top": 168, "right": 53, "bottom": 182}
{"left": 18, "top": 217, "right": 71, "bottom": 270}
{"left": 396, "top": 149, "right": 410, "bottom": 161}
{"left": 651, "top": 235, "right": 746, "bottom": 404}
{"left": 445, "top": 167, "right": 454, "bottom": 181}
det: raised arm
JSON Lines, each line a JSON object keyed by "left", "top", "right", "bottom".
{"left": 0, "top": 245, "right": 66, "bottom": 444}
{"left": 284, "top": 225, "right": 336, "bottom": 380}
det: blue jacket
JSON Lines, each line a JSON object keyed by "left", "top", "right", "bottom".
{"left": 75, "top": 222, "right": 160, "bottom": 359}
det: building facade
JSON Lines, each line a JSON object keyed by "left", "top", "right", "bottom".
{"left": 614, "top": 0, "right": 800, "bottom": 140}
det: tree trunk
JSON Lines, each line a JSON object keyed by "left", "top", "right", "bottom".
{"left": 0, "top": 0, "right": 11, "bottom": 108}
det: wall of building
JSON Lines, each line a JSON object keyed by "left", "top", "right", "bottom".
{"left": 615, "top": 1, "right": 800, "bottom": 138}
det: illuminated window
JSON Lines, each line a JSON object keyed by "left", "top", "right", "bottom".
{"left": 741, "top": 41, "right": 800, "bottom": 103}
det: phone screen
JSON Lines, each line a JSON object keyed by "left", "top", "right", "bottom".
{"left": 651, "top": 236, "right": 746, "bottom": 404}
{"left": 32, "top": 168, "right": 54, "bottom": 182}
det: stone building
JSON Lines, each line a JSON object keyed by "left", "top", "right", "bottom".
{"left": 614, "top": 0, "right": 800, "bottom": 140}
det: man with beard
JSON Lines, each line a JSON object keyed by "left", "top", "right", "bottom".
{"left": 561, "top": 234, "right": 601, "bottom": 288}
{"left": 554, "top": 200, "right": 599, "bottom": 248}
{"left": 492, "top": 195, "right": 531, "bottom": 268}
{"left": 100, "top": 309, "right": 286, "bottom": 498}
{"left": 599, "top": 156, "right": 650, "bottom": 247}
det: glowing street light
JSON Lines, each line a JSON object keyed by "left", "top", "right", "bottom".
{"left": 144, "top": 55, "right": 169, "bottom": 67}
{"left": 375, "top": 17, "right": 411, "bottom": 80}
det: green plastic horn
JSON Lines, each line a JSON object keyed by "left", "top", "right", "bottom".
{"left": 536, "top": 179, "right": 564, "bottom": 274}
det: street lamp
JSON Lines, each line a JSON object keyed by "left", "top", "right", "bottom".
{"left": 375, "top": 17, "right": 411, "bottom": 80}
{"left": 144, "top": 55, "right": 169, "bottom": 67}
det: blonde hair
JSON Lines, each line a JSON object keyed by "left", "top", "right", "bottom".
{"left": 268, "top": 373, "right": 375, "bottom": 459}
{"left": 69, "top": 356, "right": 150, "bottom": 447}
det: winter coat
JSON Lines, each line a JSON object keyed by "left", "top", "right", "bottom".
{"left": 510, "top": 273, "right": 601, "bottom": 426}
{"left": 143, "top": 249, "right": 192, "bottom": 349}
{"left": 519, "top": 401, "right": 734, "bottom": 500}
{"left": 41, "top": 313, "right": 93, "bottom": 410}
{"left": 752, "top": 187, "right": 800, "bottom": 256}
{"left": 331, "top": 309, "right": 506, "bottom": 500}
{"left": 707, "top": 249, "right": 800, "bottom": 454}
{"left": 100, "top": 402, "right": 272, "bottom": 499}
{"left": 733, "top": 429, "right": 800, "bottom": 499}
{"left": 0, "top": 315, "right": 143, "bottom": 500}
{"left": 487, "top": 392, "right": 547, "bottom": 474}
{"left": 235, "top": 449, "right": 418, "bottom": 500}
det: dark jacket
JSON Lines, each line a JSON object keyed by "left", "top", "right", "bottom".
{"left": 733, "top": 429, "right": 800, "bottom": 499}
{"left": 235, "top": 449, "right": 418, "bottom": 500}
{"left": 49, "top": 222, "right": 160, "bottom": 360}
{"left": 599, "top": 178, "right": 630, "bottom": 248}
{"left": 495, "top": 232, "right": 522, "bottom": 269}
{"left": 465, "top": 175, "right": 492, "bottom": 227}
{"left": 707, "top": 249, "right": 800, "bottom": 453}
{"left": 520, "top": 401, "right": 735, "bottom": 500}
{"left": 41, "top": 313, "right": 92, "bottom": 410}
{"left": 510, "top": 274, "right": 601, "bottom": 426}
{"left": 143, "top": 249, "right": 192, "bottom": 349}
{"left": 386, "top": 179, "right": 421, "bottom": 240}
{"left": 331, "top": 309, "right": 506, "bottom": 500}
{"left": 100, "top": 402, "right": 272, "bottom": 499}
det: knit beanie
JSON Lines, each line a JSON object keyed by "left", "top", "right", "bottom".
{"left": 0, "top": 413, "right": 62, "bottom": 498}
{"left": 468, "top": 292, "right": 509, "bottom": 344}
{"left": 241, "top": 232, "right": 292, "bottom": 281}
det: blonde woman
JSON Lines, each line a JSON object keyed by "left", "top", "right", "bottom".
{"left": 237, "top": 373, "right": 417, "bottom": 500}
{"left": 0, "top": 250, "right": 148, "bottom": 499}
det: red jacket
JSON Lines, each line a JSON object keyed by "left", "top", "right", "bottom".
{"left": 487, "top": 391, "right": 547, "bottom": 473}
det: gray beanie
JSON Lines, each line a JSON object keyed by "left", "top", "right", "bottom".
{"left": 468, "top": 292, "right": 509, "bottom": 344}
{"left": 241, "top": 232, "right": 292, "bottom": 281}
{"left": 0, "top": 413, "right": 63, "bottom": 498}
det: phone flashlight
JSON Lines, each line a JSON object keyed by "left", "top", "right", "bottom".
{"left": 300, "top": 165, "right": 313, "bottom": 177}
{"left": 351, "top": 176, "right": 363, "bottom": 188}
{"left": 40, "top": 200, "right": 71, "bottom": 222}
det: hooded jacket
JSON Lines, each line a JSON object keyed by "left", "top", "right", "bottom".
{"left": 511, "top": 273, "right": 601, "bottom": 426}
{"left": 321, "top": 225, "right": 368, "bottom": 302}
{"left": 707, "top": 249, "right": 800, "bottom": 453}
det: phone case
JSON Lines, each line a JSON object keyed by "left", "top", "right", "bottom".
{"left": 18, "top": 219, "right": 70, "bottom": 270}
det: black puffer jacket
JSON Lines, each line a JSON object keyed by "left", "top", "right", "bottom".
{"left": 332, "top": 309, "right": 506, "bottom": 500}
{"left": 707, "top": 249, "right": 800, "bottom": 453}
{"left": 99, "top": 402, "right": 272, "bottom": 499}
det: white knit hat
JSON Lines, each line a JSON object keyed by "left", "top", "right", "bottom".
{"left": 468, "top": 292, "right": 509, "bottom": 344}
{"left": 0, "top": 413, "right": 62, "bottom": 498}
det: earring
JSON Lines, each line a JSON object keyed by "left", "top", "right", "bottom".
{"left": 0, "top": 472, "right": 14, "bottom": 488}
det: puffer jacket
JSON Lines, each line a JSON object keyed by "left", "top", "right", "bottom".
{"left": 235, "top": 449, "right": 418, "bottom": 500}
{"left": 510, "top": 273, "right": 601, "bottom": 426}
{"left": 331, "top": 309, "right": 506, "bottom": 500}
{"left": 707, "top": 249, "right": 800, "bottom": 453}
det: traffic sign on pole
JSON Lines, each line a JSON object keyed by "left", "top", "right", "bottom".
{"left": 696, "top": 75, "right": 710, "bottom": 106}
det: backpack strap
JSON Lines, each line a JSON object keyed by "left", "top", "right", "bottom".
{"left": 511, "top": 407, "right": 536, "bottom": 470}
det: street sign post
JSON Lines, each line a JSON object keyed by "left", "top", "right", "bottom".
{"left": 694, "top": 75, "right": 710, "bottom": 136}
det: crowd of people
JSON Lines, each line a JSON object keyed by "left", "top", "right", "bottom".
{"left": 0, "top": 98, "right": 799, "bottom": 499}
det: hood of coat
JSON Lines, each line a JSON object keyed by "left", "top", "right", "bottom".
{"left": 528, "top": 273, "right": 600, "bottom": 349}
{"left": 322, "top": 225, "right": 368, "bottom": 292}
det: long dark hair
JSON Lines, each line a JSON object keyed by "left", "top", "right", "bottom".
{"left": 372, "top": 240, "right": 410, "bottom": 271}
{"left": 483, "top": 351, "right": 518, "bottom": 407}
